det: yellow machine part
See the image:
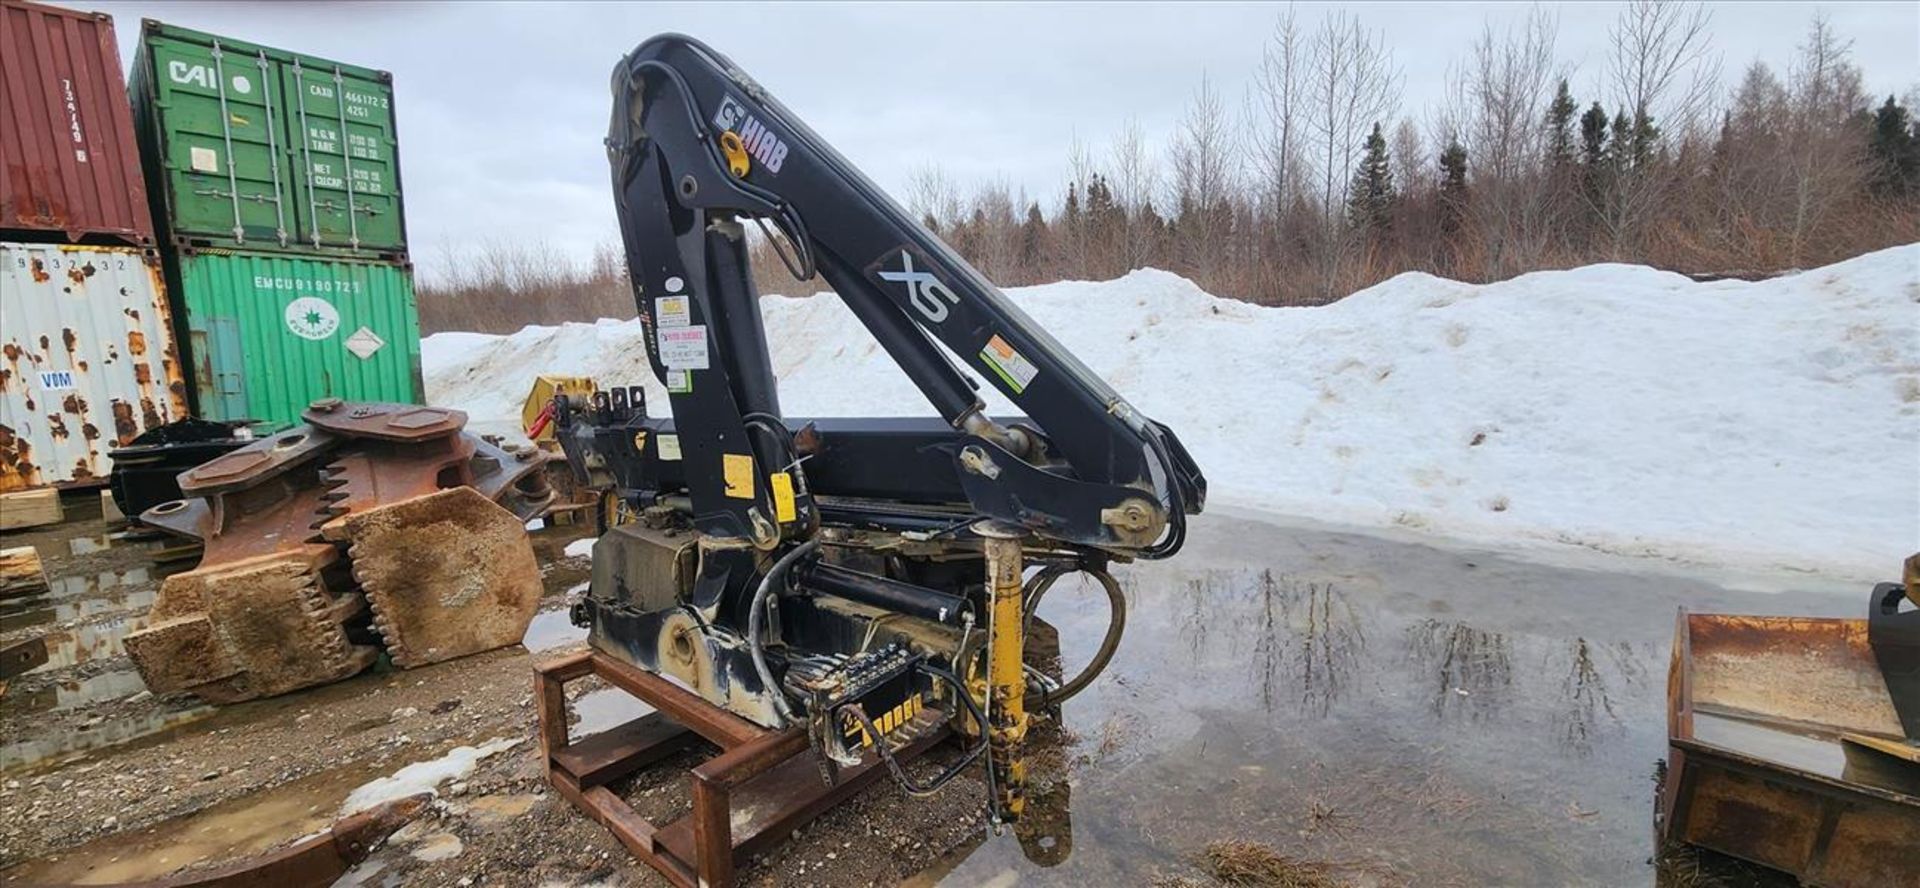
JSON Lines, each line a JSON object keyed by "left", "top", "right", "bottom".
{"left": 523, "top": 375, "right": 598, "bottom": 445}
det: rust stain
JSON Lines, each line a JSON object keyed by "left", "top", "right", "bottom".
{"left": 1, "top": 424, "right": 40, "bottom": 489}
{"left": 0, "top": 367, "right": 9, "bottom": 391}
{"left": 61, "top": 393, "right": 85, "bottom": 414}
{"left": 36, "top": 335, "right": 49, "bottom": 352}
{"left": 66, "top": 266, "right": 86, "bottom": 285}
{"left": 128, "top": 329, "right": 148, "bottom": 356}
{"left": 61, "top": 327, "right": 76, "bottom": 353}
{"left": 81, "top": 422, "right": 100, "bottom": 441}
{"left": 76, "top": 360, "right": 88, "bottom": 373}
{"left": 2, "top": 343, "right": 19, "bottom": 362}
{"left": 134, "top": 362, "right": 153, "bottom": 386}
{"left": 110, "top": 400, "right": 138, "bottom": 444}
{"left": 28, "top": 258, "right": 49, "bottom": 283}
{"left": 71, "top": 459, "right": 95, "bottom": 481}
{"left": 140, "top": 397, "right": 162, "bottom": 433}
{"left": 47, "top": 414, "right": 68, "bottom": 440}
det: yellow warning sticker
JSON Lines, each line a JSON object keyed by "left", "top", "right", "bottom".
{"left": 771, "top": 472, "right": 797, "bottom": 522}
{"left": 722, "top": 453, "right": 755, "bottom": 499}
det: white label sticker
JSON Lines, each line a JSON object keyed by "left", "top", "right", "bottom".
{"left": 658, "top": 325, "right": 709, "bottom": 370}
{"left": 343, "top": 326, "right": 385, "bottom": 359}
{"left": 38, "top": 370, "right": 76, "bottom": 391}
{"left": 657, "top": 434, "right": 682, "bottom": 461}
{"left": 980, "top": 334, "right": 1039, "bottom": 394}
{"left": 190, "top": 145, "right": 219, "bottom": 173}
{"left": 656, "top": 295, "right": 690, "bottom": 328}
{"left": 665, "top": 368, "right": 690, "bottom": 393}
{"left": 285, "top": 296, "right": 341, "bottom": 340}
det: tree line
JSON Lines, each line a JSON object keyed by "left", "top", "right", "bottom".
{"left": 420, "top": 1, "right": 1919, "bottom": 334}
{"left": 784, "top": 2, "right": 1918, "bottom": 306}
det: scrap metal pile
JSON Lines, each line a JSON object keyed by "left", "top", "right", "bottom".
{"left": 124, "top": 400, "right": 553, "bottom": 702}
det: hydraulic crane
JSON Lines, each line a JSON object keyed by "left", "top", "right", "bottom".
{"left": 553, "top": 33, "right": 1206, "bottom": 838}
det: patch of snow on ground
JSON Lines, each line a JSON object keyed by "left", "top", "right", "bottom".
{"left": 424, "top": 246, "right": 1919, "bottom": 581}
{"left": 563, "top": 538, "right": 595, "bottom": 559}
{"left": 340, "top": 737, "right": 520, "bottom": 815}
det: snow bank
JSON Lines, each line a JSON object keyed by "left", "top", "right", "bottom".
{"left": 424, "top": 246, "right": 1919, "bottom": 581}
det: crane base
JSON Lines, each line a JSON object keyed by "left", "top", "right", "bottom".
{"left": 535, "top": 650, "right": 947, "bottom": 888}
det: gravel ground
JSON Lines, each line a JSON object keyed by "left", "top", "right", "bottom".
{"left": 0, "top": 509, "right": 1007, "bottom": 887}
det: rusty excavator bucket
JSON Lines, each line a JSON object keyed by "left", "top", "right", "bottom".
{"left": 125, "top": 401, "right": 554, "bottom": 703}
{"left": 1658, "top": 555, "right": 1920, "bottom": 888}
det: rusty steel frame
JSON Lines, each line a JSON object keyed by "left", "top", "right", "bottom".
{"left": 1660, "top": 610, "right": 1920, "bottom": 888}
{"left": 536, "top": 650, "right": 947, "bottom": 888}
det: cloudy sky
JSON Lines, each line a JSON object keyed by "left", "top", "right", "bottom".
{"left": 89, "top": 1, "right": 1918, "bottom": 282}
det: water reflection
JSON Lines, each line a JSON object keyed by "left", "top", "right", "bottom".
{"left": 1554, "top": 638, "right": 1642, "bottom": 752}
{"left": 1176, "top": 570, "right": 1368, "bottom": 718}
{"left": 1404, "top": 618, "right": 1513, "bottom": 721}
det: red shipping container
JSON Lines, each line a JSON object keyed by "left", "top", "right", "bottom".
{"left": 0, "top": 0, "right": 154, "bottom": 246}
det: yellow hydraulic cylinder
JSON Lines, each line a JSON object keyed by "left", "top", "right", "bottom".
{"left": 981, "top": 527, "right": 1028, "bottom": 822}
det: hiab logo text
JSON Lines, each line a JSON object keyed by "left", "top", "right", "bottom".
{"left": 879, "top": 251, "right": 959, "bottom": 324}
{"left": 712, "top": 95, "right": 789, "bottom": 174}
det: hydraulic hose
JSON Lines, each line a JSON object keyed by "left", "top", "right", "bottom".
{"left": 842, "top": 662, "right": 991, "bottom": 798}
{"left": 1022, "top": 563, "right": 1126, "bottom": 707}
{"left": 748, "top": 539, "right": 819, "bottom": 726}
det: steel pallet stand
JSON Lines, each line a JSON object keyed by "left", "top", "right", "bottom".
{"left": 535, "top": 650, "right": 945, "bottom": 888}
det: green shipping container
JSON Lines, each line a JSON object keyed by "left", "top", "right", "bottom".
{"left": 175, "top": 249, "right": 422, "bottom": 430}
{"left": 129, "top": 20, "right": 406, "bottom": 257}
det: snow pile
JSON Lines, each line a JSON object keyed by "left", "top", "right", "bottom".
{"left": 424, "top": 245, "right": 1919, "bottom": 581}
{"left": 339, "top": 737, "right": 520, "bottom": 815}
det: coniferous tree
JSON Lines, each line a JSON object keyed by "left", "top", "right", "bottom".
{"left": 1546, "top": 80, "right": 1578, "bottom": 167}
{"left": 1347, "top": 122, "right": 1396, "bottom": 229}
{"left": 1579, "top": 102, "right": 1610, "bottom": 168}
{"left": 1869, "top": 95, "right": 1920, "bottom": 197}
{"left": 1438, "top": 138, "right": 1469, "bottom": 232}
{"left": 1019, "top": 202, "right": 1047, "bottom": 271}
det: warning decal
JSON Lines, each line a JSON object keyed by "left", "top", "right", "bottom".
{"left": 656, "top": 295, "right": 690, "bottom": 328}
{"left": 722, "top": 453, "right": 755, "bottom": 499}
{"left": 979, "top": 334, "right": 1039, "bottom": 394}
{"left": 659, "top": 325, "right": 709, "bottom": 370}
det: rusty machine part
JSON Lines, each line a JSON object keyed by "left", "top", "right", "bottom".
{"left": 124, "top": 401, "right": 554, "bottom": 702}
{"left": 1659, "top": 560, "right": 1920, "bottom": 888}
{"left": 324, "top": 485, "right": 542, "bottom": 668}
{"left": 7, "top": 793, "right": 431, "bottom": 888}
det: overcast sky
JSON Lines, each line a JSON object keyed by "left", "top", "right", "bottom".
{"left": 88, "top": 1, "right": 1919, "bottom": 282}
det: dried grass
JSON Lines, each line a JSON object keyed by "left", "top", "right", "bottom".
{"left": 1200, "top": 840, "right": 1344, "bottom": 888}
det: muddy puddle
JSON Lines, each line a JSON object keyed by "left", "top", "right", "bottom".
{"left": 522, "top": 605, "right": 586, "bottom": 653}
{"left": 0, "top": 757, "right": 399, "bottom": 885}
{"left": 909, "top": 512, "right": 1866, "bottom": 886}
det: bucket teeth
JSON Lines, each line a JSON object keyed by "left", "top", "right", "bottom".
{"left": 131, "top": 402, "right": 552, "bottom": 704}
{"left": 124, "top": 544, "right": 377, "bottom": 701}
{"left": 334, "top": 486, "right": 540, "bottom": 669}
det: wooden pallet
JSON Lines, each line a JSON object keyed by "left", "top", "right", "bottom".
{"left": 535, "top": 650, "right": 945, "bottom": 888}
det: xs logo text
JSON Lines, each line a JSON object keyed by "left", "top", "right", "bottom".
{"left": 878, "top": 251, "right": 959, "bottom": 323}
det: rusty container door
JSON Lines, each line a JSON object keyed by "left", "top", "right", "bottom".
{"left": 0, "top": 0, "right": 155, "bottom": 246}
{"left": 1, "top": 242, "right": 189, "bottom": 490}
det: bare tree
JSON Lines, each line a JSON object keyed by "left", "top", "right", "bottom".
{"left": 906, "top": 164, "right": 962, "bottom": 230}
{"left": 1608, "top": 0, "right": 1720, "bottom": 141}
{"left": 1448, "top": 6, "right": 1560, "bottom": 274}
{"left": 1593, "top": 0, "right": 1720, "bottom": 257}
{"left": 1781, "top": 15, "right": 1870, "bottom": 265}
{"left": 1305, "top": 11, "right": 1399, "bottom": 296}
{"left": 1109, "top": 117, "right": 1159, "bottom": 270}
{"left": 1253, "top": 7, "right": 1308, "bottom": 214}
{"left": 1167, "top": 73, "right": 1239, "bottom": 285}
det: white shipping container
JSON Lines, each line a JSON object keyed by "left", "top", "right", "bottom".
{"left": 1, "top": 243, "right": 190, "bottom": 491}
